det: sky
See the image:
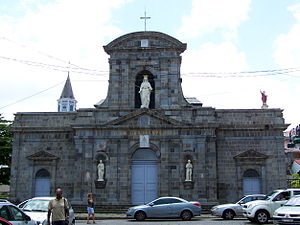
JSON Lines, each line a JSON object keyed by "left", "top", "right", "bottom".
{"left": 0, "top": 0, "right": 300, "bottom": 130}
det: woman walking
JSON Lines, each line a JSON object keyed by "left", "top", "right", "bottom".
{"left": 87, "top": 193, "right": 95, "bottom": 224}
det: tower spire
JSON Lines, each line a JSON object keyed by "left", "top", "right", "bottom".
{"left": 57, "top": 66, "right": 77, "bottom": 112}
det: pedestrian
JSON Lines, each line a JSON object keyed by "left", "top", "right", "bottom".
{"left": 87, "top": 193, "right": 95, "bottom": 224}
{"left": 47, "top": 188, "right": 69, "bottom": 225}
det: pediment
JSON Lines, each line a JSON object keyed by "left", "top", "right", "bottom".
{"left": 234, "top": 150, "right": 268, "bottom": 160}
{"left": 104, "top": 31, "right": 186, "bottom": 54}
{"left": 102, "top": 109, "right": 187, "bottom": 127}
{"left": 27, "top": 151, "right": 59, "bottom": 161}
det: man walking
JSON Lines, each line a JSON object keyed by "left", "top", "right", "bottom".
{"left": 47, "top": 188, "right": 69, "bottom": 225}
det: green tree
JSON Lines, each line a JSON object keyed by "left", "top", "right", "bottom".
{"left": 291, "top": 173, "right": 300, "bottom": 188}
{"left": 0, "top": 114, "right": 12, "bottom": 185}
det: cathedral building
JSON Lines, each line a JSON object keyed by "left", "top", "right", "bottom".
{"left": 10, "top": 31, "right": 288, "bottom": 205}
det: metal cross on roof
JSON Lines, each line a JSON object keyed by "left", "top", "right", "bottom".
{"left": 140, "top": 11, "right": 151, "bottom": 31}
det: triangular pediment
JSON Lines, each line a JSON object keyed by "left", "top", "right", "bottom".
{"left": 234, "top": 150, "right": 268, "bottom": 160}
{"left": 27, "top": 151, "right": 59, "bottom": 161}
{"left": 102, "top": 109, "right": 187, "bottom": 127}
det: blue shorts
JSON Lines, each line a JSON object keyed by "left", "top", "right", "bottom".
{"left": 87, "top": 207, "right": 94, "bottom": 214}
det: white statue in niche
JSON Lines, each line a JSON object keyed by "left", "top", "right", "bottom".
{"left": 185, "top": 160, "right": 193, "bottom": 181}
{"left": 139, "top": 75, "right": 153, "bottom": 108}
{"left": 97, "top": 160, "right": 104, "bottom": 181}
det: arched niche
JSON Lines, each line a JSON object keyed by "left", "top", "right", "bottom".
{"left": 135, "top": 70, "right": 155, "bottom": 109}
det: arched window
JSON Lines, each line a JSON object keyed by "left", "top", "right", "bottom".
{"left": 135, "top": 71, "right": 155, "bottom": 109}
{"left": 244, "top": 169, "right": 259, "bottom": 178}
{"left": 36, "top": 169, "right": 50, "bottom": 178}
{"left": 132, "top": 148, "right": 157, "bottom": 161}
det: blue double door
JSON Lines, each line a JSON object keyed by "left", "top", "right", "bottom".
{"left": 131, "top": 161, "right": 158, "bottom": 205}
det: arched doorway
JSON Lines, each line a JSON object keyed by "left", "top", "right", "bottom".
{"left": 34, "top": 169, "right": 51, "bottom": 197}
{"left": 135, "top": 70, "right": 155, "bottom": 109}
{"left": 131, "top": 149, "right": 158, "bottom": 205}
{"left": 243, "top": 169, "right": 261, "bottom": 195}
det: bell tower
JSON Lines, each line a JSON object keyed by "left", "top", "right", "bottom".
{"left": 95, "top": 31, "right": 188, "bottom": 110}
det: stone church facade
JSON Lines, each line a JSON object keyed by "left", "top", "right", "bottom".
{"left": 10, "top": 31, "right": 288, "bottom": 205}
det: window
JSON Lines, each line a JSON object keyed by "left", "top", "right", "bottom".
{"left": 166, "top": 198, "right": 184, "bottom": 204}
{"left": 293, "top": 191, "right": 300, "bottom": 196}
{"left": 239, "top": 196, "right": 252, "bottom": 204}
{"left": 8, "top": 206, "right": 25, "bottom": 221}
{"left": 274, "top": 191, "right": 290, "bottom": 201}
{"left": 0, "top": 206, "right": 10, "bottom": 220}
{"left": 152, "top": 198, "right": 183, "bottom": 205}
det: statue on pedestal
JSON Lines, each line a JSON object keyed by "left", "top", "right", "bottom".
{"left": 260, "top": 90, "right": 268, "bottom": 109}
{"left": 185, "top": 160, "right": 193, "bottom": 181}
{"left": 97, "top": 160, "right": 104, "bottom": 181}
{"left": 139, "top": 75, "right": 152, "bottom": 108}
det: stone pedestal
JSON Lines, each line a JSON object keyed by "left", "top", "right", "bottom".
{"left": 94, "top": 180, "right": 106, "bottom": 189}
{"left": 183, "top": 181, "right": 194, "bottom": 189}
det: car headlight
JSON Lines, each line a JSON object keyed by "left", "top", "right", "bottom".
{"left": 273, "top": 212, "right": 278, "bottom": 216}
{"left": 211, "top": 206, "right": 219, "bottom": 211}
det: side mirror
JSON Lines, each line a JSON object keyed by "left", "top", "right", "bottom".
{"left": 148, "top": 203, "right": 154, "bottom": 207}
{"left": 24, "top": 215, "right": 31, "bottom": 221}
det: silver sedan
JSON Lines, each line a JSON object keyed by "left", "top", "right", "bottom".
{"left": 211, "top": 194, "right": 266, "bottom": 220}
{"left": 126, "top": 197, "right": 201, "bottom": 221}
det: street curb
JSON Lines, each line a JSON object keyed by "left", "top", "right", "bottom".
{"left": 75, "top": 214, "right": 216, "bottom": 220}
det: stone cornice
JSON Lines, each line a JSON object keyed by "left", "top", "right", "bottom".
{"left": 103, "top": 31, "right": 186, "bottom": 54}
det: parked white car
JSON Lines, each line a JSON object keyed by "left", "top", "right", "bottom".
{"left": 0, "top": 202, "right": 36, "bottom": 225}
{"left": 211, "top": 194, "right": 265, "bottom": 220}
{"left": 18, "top": 197, "right": 75, "bottom": 225}
{"left": 273, "top": 195, "right": 300, "bottom": 225}
{"left": 243, "top": 188, "right": 300, "bottom": 224}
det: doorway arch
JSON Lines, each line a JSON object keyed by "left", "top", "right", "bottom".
{"left": 243, "top": 169, "right": 261, "bottom": 195}
{"left": 135, "top": 70, "right": 155, "bottom": 109}
{"left": 131, "top": 148, "right": 158, "bottom": 205}
{"left": 34, "top": 169, "right": 51, "bottom": 197}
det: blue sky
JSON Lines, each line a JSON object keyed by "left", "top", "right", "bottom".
{"left": 0, "top": 0, "right": 300, "bottom": 130}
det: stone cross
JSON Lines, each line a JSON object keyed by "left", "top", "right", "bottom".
{"left": 140, "top": 11, "right": 151, "bottom": 31}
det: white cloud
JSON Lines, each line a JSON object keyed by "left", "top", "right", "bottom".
{"left": 0, "top": 0, "right": 131, "bottom": 120}
{"left": 181, "top": 42, "right": 248, "bottom": 72}
{"left": 177, "top": 0, "right": 252, "bottom": 39}
{"left": 273, "top": 3, "right": 300, "bottom": 68}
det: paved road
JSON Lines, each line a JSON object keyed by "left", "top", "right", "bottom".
{"left": 75, "top": 218, "right": 270, "bottom": 225}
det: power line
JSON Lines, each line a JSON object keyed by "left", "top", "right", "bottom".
{"left": 1, "top": 36, "right": 300, "bottom": 78}
{"left": 0, "top": 81, "right": 64, "bottom": 110}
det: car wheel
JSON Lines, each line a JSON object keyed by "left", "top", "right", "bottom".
{"left": 254, "top": 210, "right": 269, "bottom": 224}
{"left": 222, "top": 209, "right": 235, "bottom": 220}
{"left": 181, "top": 210, "right": 192, "bottom": 221}
{"left": 134, "top": 211, "right": 146, "bottom": 221}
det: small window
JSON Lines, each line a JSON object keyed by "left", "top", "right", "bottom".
{"left": 141, "top": 39, "right": 149, "bottom": 47}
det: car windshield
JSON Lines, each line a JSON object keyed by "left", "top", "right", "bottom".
{"left": 263, "top": 191, "right": 279, "bottom": 200}
{"left": 23, "top": 199, "right": 49, "bottom": 212}
{"left": 284, "top": 197, "right": 300, "bottom": 206}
